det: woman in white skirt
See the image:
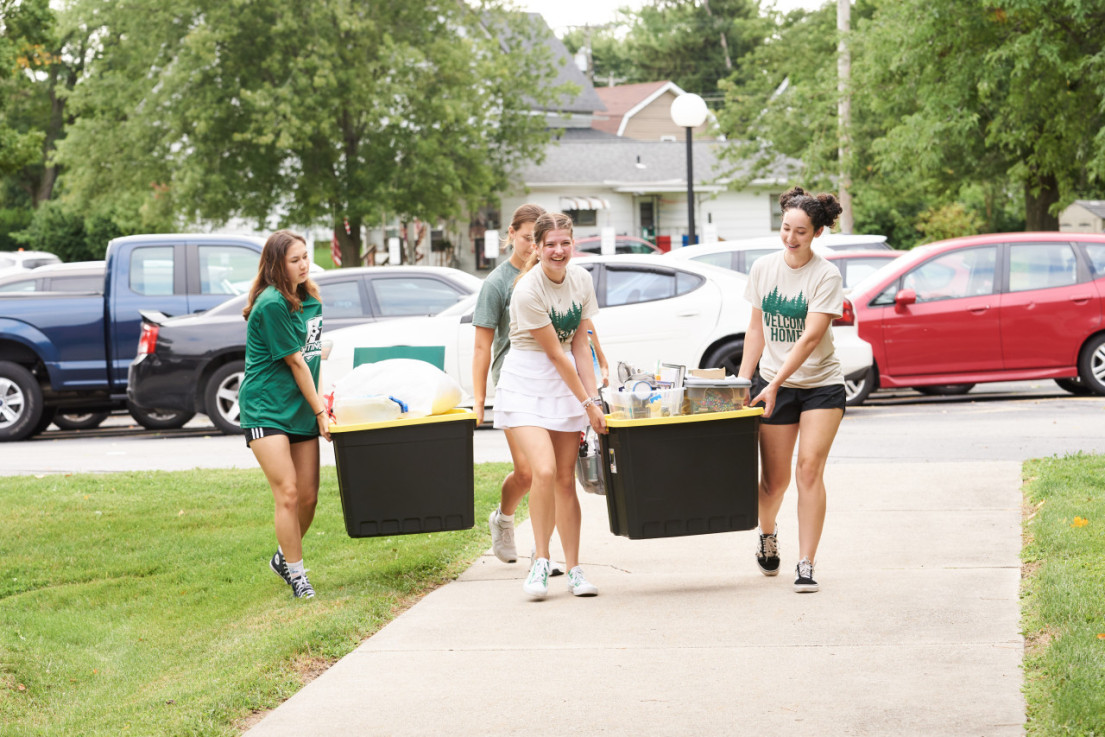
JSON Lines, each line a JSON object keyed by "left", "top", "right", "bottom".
{"left": 494, "top": 211, "right": 608, "bottom": 599}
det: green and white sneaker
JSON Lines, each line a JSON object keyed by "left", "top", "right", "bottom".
{"left": 530, "top": 546, "right": 564, "bottom": 577}
{"left": 523, "top": 557, "right": 551, "bottom": 599}
{"left": 566, "top": 566, "right": 598, "bottom": 597}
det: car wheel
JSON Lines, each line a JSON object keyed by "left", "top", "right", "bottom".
{"left": 701, "top": 339, "right": 744, "bottom": 377}
{"left": 1077, "top": 333, "right": 1105, "bottom": 396}
{"left": 1054, "top": 377, "right": 1093, "bottom": 396}
{"left": 912, "top": 384, "right": 975, "bottom": 396}
{"left": 204, "top": 360, "right": 245, "bottom": 435}
{"left": 53, "top": 410, "right": 111, "bottom": 431}
{"left": 126, "top": 400, "right": 195, "bottom": 430}
{"left": 30, "top": 406, "right": 57, "bottom": 437}
{"left": 0, "top": 361, "right": 45, "bottom": 442}
{"left": 844, "top": 367, "right": 876, "bottom": 407}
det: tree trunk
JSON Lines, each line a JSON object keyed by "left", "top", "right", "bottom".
{"left": 32, "top": 64, "right": 68, "bottom": 206}
{"left": 1024, "top": 173, "right": 1059, "bottom": 231}
{"left": 335, "top": 213, "right": 362, "bottom": 267}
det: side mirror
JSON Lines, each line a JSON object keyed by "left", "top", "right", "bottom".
{"left": 895, "top": 289, "right": 917, "bottom": 311}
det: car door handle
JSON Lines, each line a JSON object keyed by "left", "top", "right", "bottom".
{"left": 968, "top": 305, "right": 990, "bottom": 314}
{"left": 677, "top": 310, "right": 700, "bottom": 317}
{"left": 1069, "top": 295, "right": 1091, "bottom": 305}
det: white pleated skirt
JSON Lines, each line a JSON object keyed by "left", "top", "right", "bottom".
{"left": 493, "top": 348, "right": 588, "bottom": 432}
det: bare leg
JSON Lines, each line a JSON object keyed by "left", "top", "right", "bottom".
{"left": 550, "top": 430, "right": 584, "bottom": 570}
{"left": 757, "top": 422, "right": 800, "bottom": 535}
{"left": 794, "top": 409, "right": 844, "bottom": 562}
{"left": 500, "top": 428, "right": 533, "bottom": 515}
{"left": 507, "top": 426, "right": 558, "bottom": 560}
{"left": 289, "top": 438, "right": 320, "bottom": 537}
{"left": 251, "top": 435, "right": 304, "bottom": 562}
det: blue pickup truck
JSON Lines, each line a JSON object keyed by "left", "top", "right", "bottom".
{"left": 0, "top": 234, "right": 264, "bottom": 441}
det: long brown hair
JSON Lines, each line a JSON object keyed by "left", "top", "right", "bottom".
{"left": 515, "top": 211, "right": 574, "bottom": 285}
{"left": 501, "top": 203, "right": 546, "bottom": 251}
{"left": 242, "top": 230, "right": 320, "bottom": 319}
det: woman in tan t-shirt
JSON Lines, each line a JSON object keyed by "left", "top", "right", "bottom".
{"left": 493, "top": 212, "right": 608, "bottom": 600}
{"left": 737, "top": 187, "right": 847, "bottom": 594}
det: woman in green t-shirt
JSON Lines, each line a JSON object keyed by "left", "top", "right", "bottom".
{"left": 240, "top": 230, "right": 330, "bottom": 599}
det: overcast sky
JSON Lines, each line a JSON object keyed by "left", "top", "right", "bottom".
{"left": 516, "top": 0, "right": 829, "bottom": 33}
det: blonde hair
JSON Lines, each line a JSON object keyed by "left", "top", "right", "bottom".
{"left": 242, "top": 230, "right": 319, "bottom": 320}
{"left": 515, "top": 211, "right": 574, "bottom": 285}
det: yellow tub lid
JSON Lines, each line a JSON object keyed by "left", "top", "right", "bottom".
{"left": 604, "top": 406, "right": 764, "bottom": 428}
{"left": 330, "top": 408, "right": 477, "bottom": 434}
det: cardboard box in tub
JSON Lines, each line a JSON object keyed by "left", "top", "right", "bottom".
{"left": 329, "top": 409, "right": 477, "bottom": 538}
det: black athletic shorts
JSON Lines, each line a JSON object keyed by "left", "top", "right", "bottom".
{"left": 751, "top": 375, "right": 846, "bottom": 425}
{"left": 244, "top": 426, "right": 318, "bottom": 447}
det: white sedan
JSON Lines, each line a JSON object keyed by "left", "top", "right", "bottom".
{"left": 318, "top": 254, "right": 874, "bottom": 407}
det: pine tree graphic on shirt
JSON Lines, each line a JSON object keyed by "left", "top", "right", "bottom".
{"left": 549, "top": 301, "right": 583, "bottom": 342}
{"left": 761, "top": 288, "right": 807, "bottom": 343}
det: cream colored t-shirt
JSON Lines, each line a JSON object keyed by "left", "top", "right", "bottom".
{"left": 744, "top": 251, "right": 844, "bottom": 388}
{"left": 508, "top": 263, "right": 599, "bottom": 352}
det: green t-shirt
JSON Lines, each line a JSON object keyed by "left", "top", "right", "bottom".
{"left": 240, "top": 286, "right": 323, "bottom": 434}
{"left": 472, "top": 258, "right": 521, "bottom": 386}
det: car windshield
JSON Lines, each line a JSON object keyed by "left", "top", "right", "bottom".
{"left": 437, "top": 294, "right": 478, "bottom": 317}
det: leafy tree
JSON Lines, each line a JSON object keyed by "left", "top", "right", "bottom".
{"left": 718, "top": 1, "right": 1032, "bottom": 246}
{"left": 56, "top": 0, "right": 566, "bottom": 266}
{"left": 627, "top": 0, "right": 771, "bottom": 97}
{"left": 561, "top": 21, "right": 638, "bottom": 88}
{"left": 857, "top": 0, "right": 1105, "bottom": 230}
{"left": 0, "top": 0, "right": 47, "bottom": 179}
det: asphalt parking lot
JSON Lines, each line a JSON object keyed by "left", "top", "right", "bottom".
{"left": 5, "top": 380, "right": 1105, "bottom": 476}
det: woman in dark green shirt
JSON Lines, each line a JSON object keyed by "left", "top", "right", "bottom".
{"left": 240, "top": 230, "right": 330, "bottom": 599}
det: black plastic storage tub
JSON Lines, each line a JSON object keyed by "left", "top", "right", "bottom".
{"left": 599, "top": 408, "right": 763, "bottom": 539}
{"left": 330, "top": 409, "right": 477, "bottom": 538}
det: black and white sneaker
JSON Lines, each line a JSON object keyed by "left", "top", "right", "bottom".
{"left": 269, "top": 550, "right": 293, "bottom": 586}
{"left": 290, "top": 573, "right": 316, "bottom": 599}
{"left": 794, "top": 558, "right": 819, "bottom": 593}
{"left": 756, "top": 527, "right": 780, "bottom": 576}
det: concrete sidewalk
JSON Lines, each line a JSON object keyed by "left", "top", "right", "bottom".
{"left": 245, "top": 461, "right": 1024, "bottom": 736}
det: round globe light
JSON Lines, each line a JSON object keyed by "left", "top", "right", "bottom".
{"left": 670, "top": 93, "right": 708, "bottom": 128}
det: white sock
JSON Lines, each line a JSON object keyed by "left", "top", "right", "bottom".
{"left": 287, "top": 559, "right": 305, "bottom": 579}
{"left": 498, "top": 508, "right": 514, "bottom": 522}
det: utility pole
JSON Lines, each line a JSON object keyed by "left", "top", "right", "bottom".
{"left": 837, "top": 0, "right": 854, "bottom": 232}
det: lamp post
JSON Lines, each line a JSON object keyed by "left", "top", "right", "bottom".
{"left": 670, "top": 93, "right": 709, "bottom": 247}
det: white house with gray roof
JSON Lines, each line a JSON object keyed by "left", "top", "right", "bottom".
{"left": 499, "top": 134, "right": 792, "bottom": 257}
{"left": 1060, "top": 200, "right": 1105, "bottom": 233}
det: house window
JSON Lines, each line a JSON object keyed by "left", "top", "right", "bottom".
{"left": 567, "top": 209, "right": 598, "bottom": 227}
{"left": 770, "top": 194, "right": 783, "bottom": 231}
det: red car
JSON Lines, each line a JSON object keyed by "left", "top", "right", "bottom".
{"left": 840, "top": 232, "right": 1105, "bottom": 401}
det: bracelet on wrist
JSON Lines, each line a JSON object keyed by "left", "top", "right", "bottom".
{"left": 581, "top": 397, "right": 595, "bottom": 409}
{"left": 315, "top": 409, "right": 325, "bottom": 416}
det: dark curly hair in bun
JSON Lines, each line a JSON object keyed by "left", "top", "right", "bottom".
{"left": 778, "top": 186, "right": 843, "bottom": 231}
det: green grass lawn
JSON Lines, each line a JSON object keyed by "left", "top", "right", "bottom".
{"left": 313, "top": 243, "right": 335, "bottom": 270}
{"left": 1022, "top": 453, "right": 1105, "bottom": 736}
{"left": 0, "top": 463, "right": 515, "bottom": 736}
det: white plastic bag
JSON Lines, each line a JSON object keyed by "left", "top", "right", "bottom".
{"left": 330, "top": 358, "right": 462, "bottom": 423}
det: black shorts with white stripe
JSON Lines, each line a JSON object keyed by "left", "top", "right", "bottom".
{"left": 244, "top": 426, "right": 319, "bottom": 447}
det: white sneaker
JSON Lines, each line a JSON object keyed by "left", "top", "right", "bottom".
{"left": 531, "top": 546, "right": 564, "bottom": 577}
{"left": 489, "top": 508, "right": 517, "bottom": 563}
{"left": 566, "top": 566, "right": 598, "bottom": 597}
{"left": 523, "top": 557, "right": 551, "bottom": 599}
